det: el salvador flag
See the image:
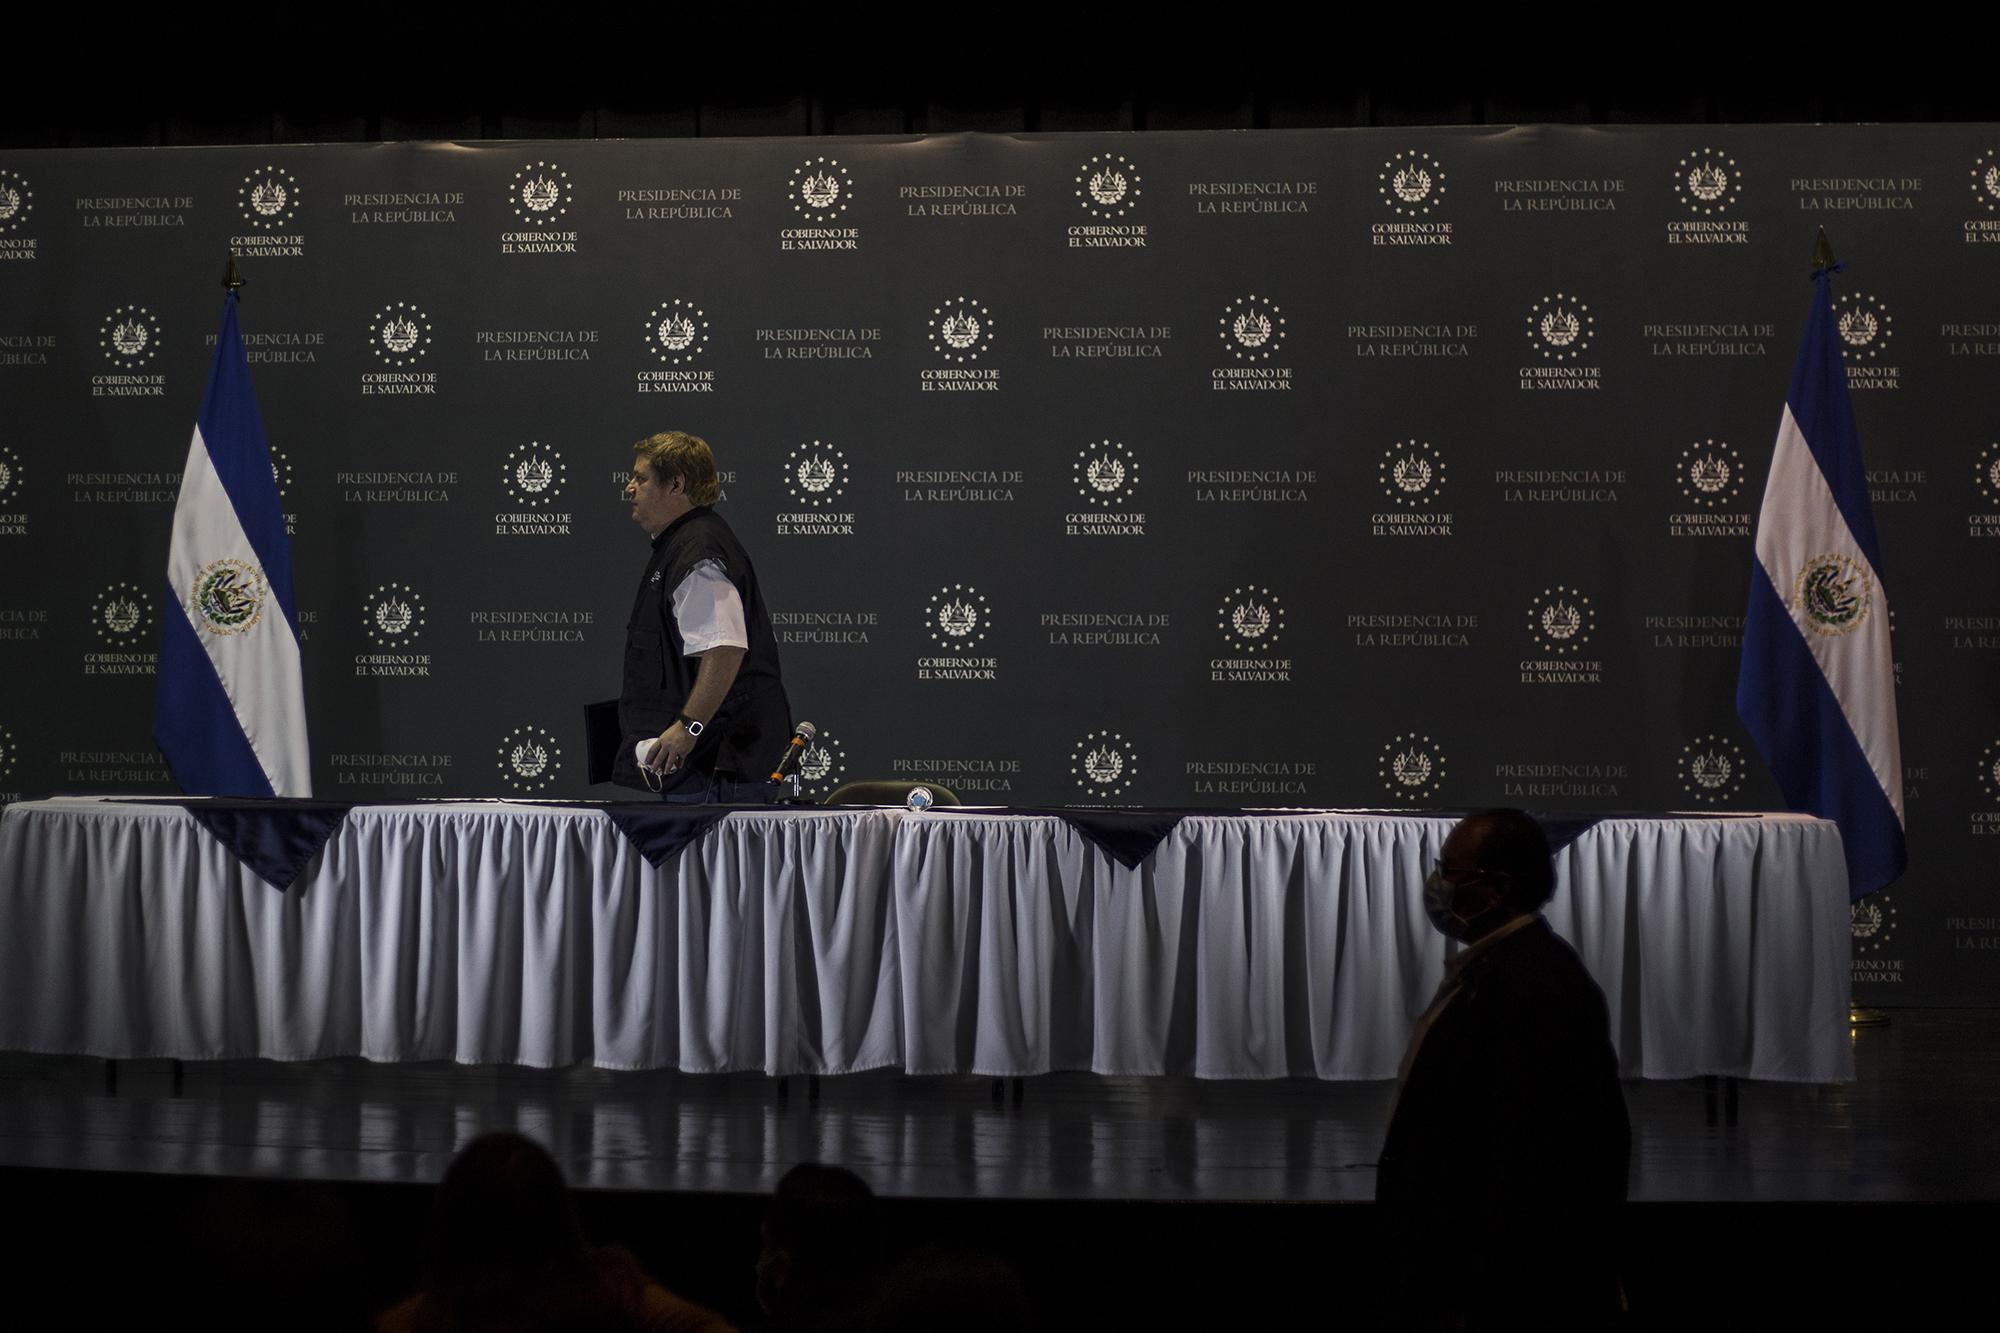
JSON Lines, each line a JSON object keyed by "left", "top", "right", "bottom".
{"left": 153, "top": 291, "right": 311, "bottom": 797}
{"left": 1736, "top": 258, "right": 1905, "bottom": 900}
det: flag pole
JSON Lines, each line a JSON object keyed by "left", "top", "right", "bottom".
{"left": 1819, "top": 225, "right": 1891, "bottom": 1034}
{"left": 155, "top": 247, "right": 311, "bottom": 797}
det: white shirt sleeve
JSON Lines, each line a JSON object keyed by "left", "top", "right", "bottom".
{"left": 670, "top": 559, "right": 749, "bottom": 654}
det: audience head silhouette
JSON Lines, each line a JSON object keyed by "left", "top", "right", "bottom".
{"left": 429, "top": 1131, "right": 588, "bottom": 1284}
{"left": 388, "top": 1130, "right": 646, "bottom": 1333}
{"left": 758, "top": 1162, "right": 881, "bottom": 1326}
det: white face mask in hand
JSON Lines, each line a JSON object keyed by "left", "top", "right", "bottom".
{"left": 636, "top": 738, "right": 664, "bottom": 792}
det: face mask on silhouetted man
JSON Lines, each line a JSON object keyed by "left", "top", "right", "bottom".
{"left": 1422, "top": 862, "right": 1516, "bottom": 942}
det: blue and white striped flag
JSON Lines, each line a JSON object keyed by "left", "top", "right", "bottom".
{"left": 1736, "top": 261, "right": 1904, "bottom": 900}
{"left": 153, "top": 291, "right": 311, "bottom": 796}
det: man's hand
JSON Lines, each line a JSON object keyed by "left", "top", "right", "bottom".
{"left": 647, "top": 721, "right": 698, "bottom": 775}
{"left": 644, "top": 647, "right": 744, "bottom": 778}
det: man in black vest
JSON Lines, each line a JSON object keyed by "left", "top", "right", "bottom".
{"left": 1377, "top": 808, "right": 1631, "bottom": 1330}
{"left": 615, "top": 430, "right": 792, "bottom": 802}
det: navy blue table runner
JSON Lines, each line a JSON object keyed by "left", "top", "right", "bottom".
{"left": 928, "top": 807, "right": 1751, "bottom": 870}
{"left": 118, "top": 800, "right": 1748, "bottom": 889}
{"left": 137, "top": 799, "right": 746, "bottom": 889}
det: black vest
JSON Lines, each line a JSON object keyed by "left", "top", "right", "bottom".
{"left": 614, "top": 507, "right": 791, "bottom": 792}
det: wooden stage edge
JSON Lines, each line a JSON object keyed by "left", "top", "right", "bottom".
{"left": 1, "top": 1010, "right": 1997, "bottom": 1326}
{"left": 3, "top": 1008, "right": 1998, "bottom": 1204}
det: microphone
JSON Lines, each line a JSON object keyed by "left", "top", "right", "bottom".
{"left": 769, "top": 721, "right": 817, "bottom": 783}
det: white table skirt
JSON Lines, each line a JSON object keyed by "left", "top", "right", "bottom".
{"left": 0, "top": 799, "right": 904, "bottom": 1074}
{"left": 894, "top": 812, "right": 1852, "bottom": 1083}
{"left": 0, "top": 800, "right": 1852, "bottom": 1081}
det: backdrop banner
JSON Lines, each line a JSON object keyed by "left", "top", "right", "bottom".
{"left": 0, "top": 126, "right": 1994, "bottom": 1003}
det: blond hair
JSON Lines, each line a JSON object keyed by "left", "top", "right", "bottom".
{"left": 633, "top": 430, "right": 721, "bottom": 507}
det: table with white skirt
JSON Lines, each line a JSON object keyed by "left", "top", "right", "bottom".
{"left": 0, "top": 798, "right": 1854, "bottom": 1082}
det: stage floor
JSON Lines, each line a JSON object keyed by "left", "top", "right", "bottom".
{"left": 2, "top": 1008, "right": 1995, "bottom": 1204}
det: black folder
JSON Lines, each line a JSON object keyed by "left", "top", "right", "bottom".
{"left": 583, "top": 698, "right": 621, "bottom": 785}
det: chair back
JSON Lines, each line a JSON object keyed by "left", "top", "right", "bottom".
{"left": 822, "top": 780, "right": 963, "bottom": 807}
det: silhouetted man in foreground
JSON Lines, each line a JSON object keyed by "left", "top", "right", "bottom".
{"left": 1377, "top": 809, "right": 1631, "bottom": 1331}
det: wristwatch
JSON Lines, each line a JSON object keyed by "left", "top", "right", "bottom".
{"left": 676, "top": 714, "right": 705, "bottom": 738}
